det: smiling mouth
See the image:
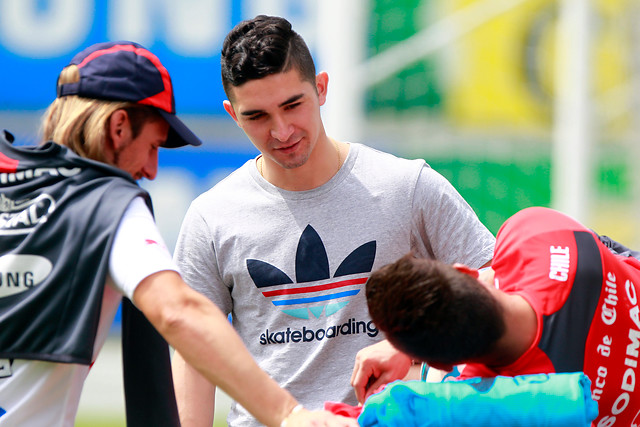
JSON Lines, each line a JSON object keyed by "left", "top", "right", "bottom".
{"left": 274, "top": 140, "right": 300, "bottom": 152}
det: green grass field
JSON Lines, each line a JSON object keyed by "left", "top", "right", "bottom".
{"left": 75, "top": 418, "right": 227, "bottom": 427}
{"left": 75, "top": 417, "right": 124, "bottom": 427}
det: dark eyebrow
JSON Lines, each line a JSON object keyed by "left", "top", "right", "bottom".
{"left": 240, "top": 93, "right": 305, "bottom": 117}
{"left": 279, "top": 93, "right": 304, "bottom": 107}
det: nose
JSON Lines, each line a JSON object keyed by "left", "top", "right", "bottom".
{"left": 270, "top": 114, "right": 294, "bottom": 142}
{"left": 141, "top": 149, "right": 158, "bottom": 180}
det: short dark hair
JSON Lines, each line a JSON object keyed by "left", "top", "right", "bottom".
{"left": 220, "top": 15, "right": 317, "bottom": 100}
{"left": 366, "top": 253, "right": 506, "bottom": 366}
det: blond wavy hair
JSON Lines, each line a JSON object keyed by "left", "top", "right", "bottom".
{"left": 40, "top": 64, "right": 161, "bottom": 164}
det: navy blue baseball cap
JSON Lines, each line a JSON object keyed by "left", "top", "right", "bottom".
{"left": 56, "top": 41, "right": 201, "bottom": 148}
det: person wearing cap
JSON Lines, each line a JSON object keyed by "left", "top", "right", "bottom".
{"left": 171, "top": 15, "right": 495, "bottom": 427}
{"left": 0, "top": 41, "right": 357, "bottom": 427}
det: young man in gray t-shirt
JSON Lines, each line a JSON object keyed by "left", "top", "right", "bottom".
{"left": 172, "top": 14, "right": 495, "bottom": 427}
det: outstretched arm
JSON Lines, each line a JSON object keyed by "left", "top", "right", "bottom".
{"left": 350, "top": 339, "right": 413, "bottom": 404}
{"left": 134, "top": 270, "right": 358, "bottom": 427}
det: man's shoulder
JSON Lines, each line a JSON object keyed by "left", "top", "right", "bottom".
{"left": 354, "top": 143, "right": 426, "bottom": 178}
{"left": 356, "top": 143, "right": 423, "bottom": 163}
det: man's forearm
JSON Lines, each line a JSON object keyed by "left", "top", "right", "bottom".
{"left": 172, "top": 351, "right": 216, "bottom": 427}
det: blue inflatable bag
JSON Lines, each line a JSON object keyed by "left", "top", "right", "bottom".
{"left": 358, "top": 372, "right": 598, "bottom": 426}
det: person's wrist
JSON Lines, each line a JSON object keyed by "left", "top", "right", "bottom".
{"left": 280, "top": 403, "right": 304, "bottom": 427}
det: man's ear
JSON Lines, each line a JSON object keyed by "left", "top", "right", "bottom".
{"left": 316, "top": 71, "right": 328, "bottom": 106}
{"left": 223, "top": 100, "right": 239, "bottom": 124}
{"left": 108, "top": 109, "right": 132, "bottom": 150}
{"left": 452, "top": 263, "right": 479, "bottom": 279}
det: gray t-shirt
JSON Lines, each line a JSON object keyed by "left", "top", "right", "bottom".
{"left": 174, "top": 143, "right": 495, "bottom": 426}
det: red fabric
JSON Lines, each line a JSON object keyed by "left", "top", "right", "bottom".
{"left": 324, "top": 384, "right": 387, "bottom": 419}
{"left": 323, "top": 401, "right": 363, "bottom": 419}
{"left": 461, "top": 207, "right": 640, "bottom": 425}
{"left": 0, "top": 151, "right": 18, "bottom": 172}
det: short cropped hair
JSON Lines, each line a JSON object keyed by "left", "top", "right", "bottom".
{"left": 41, "top": 64, "right": 161, "bottom": 164}
{"left": 366, "top": 253, "right": 506, "bottom": 366}
{"left": 220, "top": 15, "right": 317, "bottom": 100}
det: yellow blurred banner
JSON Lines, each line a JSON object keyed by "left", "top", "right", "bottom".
{"left": 444, "top": 0, "right": 631, "bottom": 131}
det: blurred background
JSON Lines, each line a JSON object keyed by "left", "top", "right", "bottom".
{"left": 1, "top": 0, "right": 638, "bottom": 425}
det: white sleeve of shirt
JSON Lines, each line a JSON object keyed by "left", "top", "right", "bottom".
{"left": 108, "top": 196, "right": 179, "bottom": 300}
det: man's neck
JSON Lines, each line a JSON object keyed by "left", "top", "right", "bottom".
{"left": 482, "top": 293, "right": 537, "bottom": 369}
{"left": 260, "top": 137, "right": 346, "bottom": 191}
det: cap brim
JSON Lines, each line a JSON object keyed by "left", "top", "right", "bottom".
{"left": 157, "top": 110, "right": 202, "bottom": 148}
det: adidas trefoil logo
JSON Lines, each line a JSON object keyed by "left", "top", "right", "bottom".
{"left": 247, "top": 225, "right": 376, "bottom": 319}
